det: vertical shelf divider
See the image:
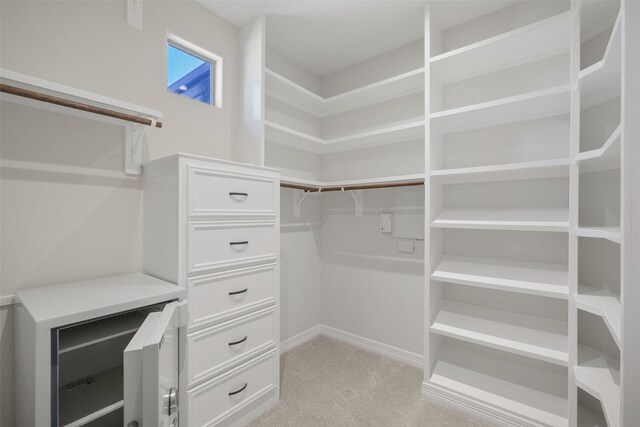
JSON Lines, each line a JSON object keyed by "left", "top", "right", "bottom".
{"left": 568, "top": 3, "right": 581, "bottom": 426}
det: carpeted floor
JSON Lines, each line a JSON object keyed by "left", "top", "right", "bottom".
{"left": 248, "top": 336, "right": 495, "bottom": 426}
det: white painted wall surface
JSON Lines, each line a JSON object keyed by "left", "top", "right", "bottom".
{"left": 320, "top": 189, "right": 424, "bottom": 355}
{"left": 0, "top": 2, "right": 239, "bottom": 425}
{"left": 279, "top": 189, "right": 323, "bottom": 342}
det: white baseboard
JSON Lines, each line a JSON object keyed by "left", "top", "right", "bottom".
{"left": 280, "top": 324, "right": 323, "bottom": 353}
{"left": 421, "top": 381, "right": 540, "bottom": 427}
{"left": 280, "top": 324, "right": 423, "bottom": 369}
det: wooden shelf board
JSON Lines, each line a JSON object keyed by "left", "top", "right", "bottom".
{"left": 576, "top": 345, "right": 620, "bottom": 427}
{"left": 430, "top": 12, "right": 571, "bottom": 84}
{"left": 431, "top": 300, "right": 569, "bottom": 366}
{"left": 432, "top": 255, "right": 568, "bottom": 299}
{"left": 266, "top": 68, "right": 425, "bottom": 117}
{"left": 577, "top": 125, "right": 621, "bottom": 173}
{"left": 58, "top": 311, "right": 146, "bottom": 354}
{"left": 59, "top": 365, "right": 124, "bottom": 427}
{"left": 576, "top": 226, "right": 622, "bottom": 244}
{"left": 432, "top": 208, "right": 570, "bottom": 232}
{"left": 430, "top": 85, "right": 570, "bottom": 134}
{"left": 577, "top": 284, "right": 621, "bottom": 347}
{"left": 427, "top": 343, "right": 568, "bottom": 427}
{"left": 579, "top": 11, "right": 621, "bottom": 109}
{"left": 265, "top": 119, "right": 425, "bottom": 153}
{"left": 431, "top": 158, "right": 570, "bottom": 184}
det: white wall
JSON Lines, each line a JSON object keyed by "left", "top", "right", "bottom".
{"left": 320, "top": 189, "right": 424, "bottom": 355}
{"left": 279, "top": 189, "right": 323, "bottom": 342}
{"left": 0, "top": 2, "right": 239, "bottom": 425}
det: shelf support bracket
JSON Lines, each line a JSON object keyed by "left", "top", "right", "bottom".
{"left": 294, "top": 190, "right": 311, "bottom": 217}
{"left": 124, "top": 123, "right": 144, "bottom": 176}
{"left": 349, "top": 189, "right": 363, "bottom": 217}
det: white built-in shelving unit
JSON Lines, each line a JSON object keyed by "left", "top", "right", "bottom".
{"left": 230, "top": 1, "right": 639, "bottom": 425}
{"left": 423, "top": 0, "right": 632, "bottom": 425}
{"left": 262, "top": 36, "right": 425, "bottom": 187}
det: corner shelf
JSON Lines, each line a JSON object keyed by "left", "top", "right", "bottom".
{"left": 431, "top": 300, "right": 569, "bottom": 366}
{"left": 265, "top": 67, "right": 424, "bottom": 117}
{"left": 431, "top": 208, "right": 570, "bottom": 232}
{"left": 430, "top": 158, "right": 570, "bottom": 184}
{"left": 265, "top": 119, "right": 425, "bottom": 153}
{"left": 576, "top": 226, "right": 622, "bottom": 244}
{"left": 576, "top": 285, "right": 621, "bottom": 348}
{"left": 431, "top": 256, "right": 568, "bottom": 299}
{"left": 426, "top": 344, "right": 569, "bottom": 427}
{"left": 579, "top": 11, "right": 621, "bottom": 109}
{"left": 430, "top": 85, "right": 571, "bottom": 133}
{"left": 575, "top": 345, "right": 620, "bottom": 427}
{"left": 577, "top": 125, "right": 621, "bottom": 173}
{"left": 0, "top": 69, "right": 163, "bottom": 176}
{"left": 430, "top": 12, "right": 571, "bottom": 84}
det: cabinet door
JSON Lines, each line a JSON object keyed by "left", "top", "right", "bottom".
{"left": 124, "top": 301, "right": 187, "bottom": 427}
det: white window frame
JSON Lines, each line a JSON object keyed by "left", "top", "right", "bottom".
{"left": 166, "top": 33, "right": 223, "bottom": 108}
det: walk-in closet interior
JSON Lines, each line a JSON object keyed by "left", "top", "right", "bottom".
{"left": 1, "top": 0, "right": 639, "bottom": 426}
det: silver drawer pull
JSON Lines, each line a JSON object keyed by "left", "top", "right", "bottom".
{"left": 229, "top": 241, "right": 249, "bottom": 247}
{"left": 228, "top": 382, "right": 248, "bottom": 396}
{"left": 228, "top": 336, "right": 248, "bottom": 346}
{"left": 229, "top": 192, "right": 248, "bottom": 198}
{"left": 229, "top": 288, "right": 248, "bottom": 296}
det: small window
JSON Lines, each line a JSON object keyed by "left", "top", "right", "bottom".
{"left": 166, "top": 36, "right": 222, "bottom": 107}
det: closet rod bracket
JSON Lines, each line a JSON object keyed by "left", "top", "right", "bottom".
{"left": 294, "top": 189, "right": 312, "bottom": 217}
{"left": 348, "top": 189, "right": 363, "bottom": 217}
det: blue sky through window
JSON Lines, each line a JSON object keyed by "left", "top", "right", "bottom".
{"left": 167, "top": 43, "right": 213, "bottom": 104}
{"left": 167, "top": 44, "right": 206, "bottom": 85}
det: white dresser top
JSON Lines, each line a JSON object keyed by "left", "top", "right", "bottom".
{"left": 15, "top": 273, "right": 185, "bottom": 328}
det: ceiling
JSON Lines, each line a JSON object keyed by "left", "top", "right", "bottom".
{"left": 197, "top": 0, "right": 426, "bottom": 77}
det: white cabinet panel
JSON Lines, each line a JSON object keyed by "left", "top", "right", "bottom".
{"left": 187, "top": 166, "right": 277, "bottom": 218}
{"left": 188, "top": 221, "right": 277, "bottom": 274}
{"left": 188, "top": 264, "right": 277, "bottom": 328}
{"left": 185, "top": 307, "right": 276, "bottom": 386}
{"left": 185, "top": 350, "right": 277, "bottom": 427}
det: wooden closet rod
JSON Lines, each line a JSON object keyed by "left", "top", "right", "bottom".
{"left": 281, "top": 180, "right": 424, "bottom": 192}
{"left": 0, "top": 84, "right": 163, "bottom": 128}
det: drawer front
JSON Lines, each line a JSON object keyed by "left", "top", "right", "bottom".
{"left": 186, "top": 350, "right": 277, "bottom": 427}
{"left": 189, "top": 264, "right": 276, "bottom": 327}
{"left": 188, "top": 221, "right": 277, "bottom": 274}
{"left": 187, "top": 166, "right": 277, "bottom": 218}
{"left": 186, "top": 307, "right": 276, "bottom": 385}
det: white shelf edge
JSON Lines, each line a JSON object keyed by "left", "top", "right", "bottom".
{"left": 575, "top": 226, "right": 622, "bottom": 244}
{"left": 576, "top": 284, "right": 621, "bottom": 348}
{"left": 430, "top": 11, "right": 571, "bottom": 83}
{"left": 431, "top": 255, "right": 569, "bottom": 299}
{"left": 265, "top": 67, "right": 425, "bottom": 104}
{"left": 0, "top": 68, "right": 163, "bottom": 120}
{"left": 575, "top": 345, "right": 621, "bottom": 427}
{"left": 430, "top": 158, "right": 570, "bottom": 183}
{"left": 430, "top": 11, "right": 571, "bottom": 64}
{"left": 432, "top": 209, "right": 570, "bottom": 232}
{"left": 576, "top": 124, "right": 621, "bottom": 169}
{"left": 578, "top": 10, "right": 622, "bottom": 83}
{"left": 63, "top": 401, "right": 123, "bottom": 427}
{"left": 265, "top": 119, "right": 425, "bottom": 153}
{"left": 430, "top": 84, "right": 570, "bottom": 121}
{"left": 431, "top": 301, "right": 569, "bottom": 366}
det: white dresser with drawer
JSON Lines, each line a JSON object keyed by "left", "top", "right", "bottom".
{"left": 143, "top": 153, "right": 280, "bottom": 427}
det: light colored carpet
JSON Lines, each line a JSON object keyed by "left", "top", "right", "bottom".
{"left": 248, "top": 336, "right": 496, "bottom": 426}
